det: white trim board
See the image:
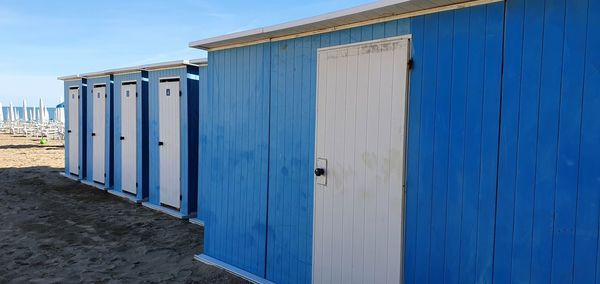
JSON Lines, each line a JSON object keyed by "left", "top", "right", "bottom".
{"left": 317, "top": 34, "right": 412, "bottom": 52}
{"left": 194, "top": 254, "right": 275, "bottom": 284}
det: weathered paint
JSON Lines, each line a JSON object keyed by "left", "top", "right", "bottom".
{"left": 146, "top": 66, "right": 200, "bottom": 218}
{"left": 199, "top": 3, "right": 506, "bottom": 283}
{"left": 113, "top": 72, "right": 147, "bottom": 202}
{"left": 495, "top": 0, "right": 600, "bottom": 283}
{"left": 200, "top": 44, "right": 271, "bottom": 276}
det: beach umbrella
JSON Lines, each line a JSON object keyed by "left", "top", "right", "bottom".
{"left": 22, "top": 100, "right": 28, "bottom": 121}
{"left": 33, "top": 107, "right": 37, "bottom": 121}
{"left": 39, "top": 98, "right": 45, "bottom": 123}
{"left": 0, "top": 102, "right": 3, "bottom": 122}
{"left": 55, "top": 108, "right": 62, "bottom": 123}
{"left": 44, "top": 107, "right": 49, "bottom": 122}
{"left": 9, "top": 102, "right": 14, "bottom": 121}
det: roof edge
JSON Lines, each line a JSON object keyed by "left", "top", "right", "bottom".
{"left": 190, "top": 58, "right": 208, "bottom": 66}
{"left": 190, "top": 0, "right": 502, "bottom": 51}
{"left": 57, "top": 75, "right": 81, "bottom": 81}
{"left": 59, "top": 59, "right": 204, "bottom": 80}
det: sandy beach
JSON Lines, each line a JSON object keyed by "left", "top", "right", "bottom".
{"left": 0, "top": 134, "right": 246, "bottom": 283}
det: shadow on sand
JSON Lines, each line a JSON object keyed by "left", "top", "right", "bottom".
{"left": 0, "top": 166, "right": 246, "bottom": 283}
{"left": 0, "top": 144, "right": 63, "bottom": 150}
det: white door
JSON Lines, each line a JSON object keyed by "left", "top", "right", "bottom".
{"left": 158, "top": 79, "right": 181, "bottom": 209}
{"left": 121, "top": 82, "right": 137, "bottom": 194}
{"left": 68, "top": 88, "right": 79, "bottom": 175}
{"left": 92, "top": 85, "right": 106, "bottom": 184}
{"left": 313, "top": 38, "right": 410, "bottom": 284}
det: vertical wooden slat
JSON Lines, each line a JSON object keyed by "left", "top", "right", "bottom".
{"left": 510, "top": 0, "right": 545, "bottom": 281}
{"left": 405, "top": 15, "right": 425, "bottom": 284}
{"left": 476, "top": 4, "right": 503, "bottom": 282}
{"left": 552, "top": 0, "right": 588, "bottom": 281}
{"left": 340, "top": 45, "right": 358, "bottom": 284}
{"left": 573, "top": 0, "right": 600, "bottom": 281}
{"left": 414, "top": 13, "right": 439, "bottom": 284}
{"left": 529, "top": 1, "right": 565, "bottom": 282}
{"left": 429, "top": 10, "right": 453, "bottom": 283}
{"left": 460, "top": 6, "right": 485, "bottom": 284}
{"left": 494, "top": 0, "right": 525, "bottom": 280}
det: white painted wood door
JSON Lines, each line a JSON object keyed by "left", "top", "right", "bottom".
{"left": 313, "top": 37, "right": 410, "bottom": 284}
{"left": 121, "top": 83, "right": 137, "bottom": 194}
{"left": 92, "top": 85, "right": 106, "bottom": 184}
{"left": 68, "top": 88, "right": 79, "bottom": 175}
{"left": 158, "top": 79, "right": 181, "bottom": 209}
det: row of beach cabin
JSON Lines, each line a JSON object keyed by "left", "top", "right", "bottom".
{"left": 59, "top": 0, "right": 600, "bottom": 283}
{"left": 59, "top": 59, "right": 206, "bottom": 220}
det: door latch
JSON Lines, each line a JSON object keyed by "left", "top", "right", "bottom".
{"left": 315, "top": 158, "right": 327, "bottom": 186}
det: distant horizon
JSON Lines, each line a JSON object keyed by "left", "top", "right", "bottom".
{"left": 1, "top": 106, "right": 57, "bottom": 122}
{"left": 0, "top": 0, "right": 371, "bottom": 107}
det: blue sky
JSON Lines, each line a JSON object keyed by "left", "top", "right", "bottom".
{"left": 0, "top": 0, "right": 371, "bottom": 107}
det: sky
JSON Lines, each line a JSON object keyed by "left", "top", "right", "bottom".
{"left": 0, "top": 0, "right": 372, "bottom": 107}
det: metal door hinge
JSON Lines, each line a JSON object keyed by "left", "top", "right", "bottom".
{"left": 179, "top": 91, "right": 182, "bottom": 97}
{"left": 407, "top": 59, "right": 414, "bottom": 70}
{"left": 136, "top": 182, "right": 138, "bottom": 188}
{"left": 180, "top": 195, "right": 182, "bottom": 200}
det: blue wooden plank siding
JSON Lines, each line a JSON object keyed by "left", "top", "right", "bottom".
{"left": 85, "top": 76, "right": 112, "bottom": 186}
{"left": 406, "top": 4, "right": 504, "bottom": 284}
{"left": 147, "top": 67, "right": 199, "bottom": 217}
{"left": 197, "top": 66, "right": 208, "bottom": 221}
{"left": 200, "top": 44, "right": 271, "bottom": 276}
{"left": 113, "top": 72, "right": 145, "bottom": 201}
{"left": 199, "top": 0, "right": 600, "bottom": 282}
{"left": 200, "top": 3, "right": 506, "bottom": 283}
{"left": 495, "top": 0, "right": 600, "bottom": 283}
{"left": 63, "top": 79, "right": 82, "bottom": 177}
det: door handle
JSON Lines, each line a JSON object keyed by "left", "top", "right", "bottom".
{"left": 92, "top": 133, "right": 96, "bottom": 136}
{"left": 67, "top": 130, "right": 72, "bottom": 133}
{"left": 315, "top": 158, "right": 327, "bottom": 185}
{"left": 120, "top": 136, "right": 125, "bottom": 141}
{"left": 158, "top": 141, "right": 164, "bottom": 146}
